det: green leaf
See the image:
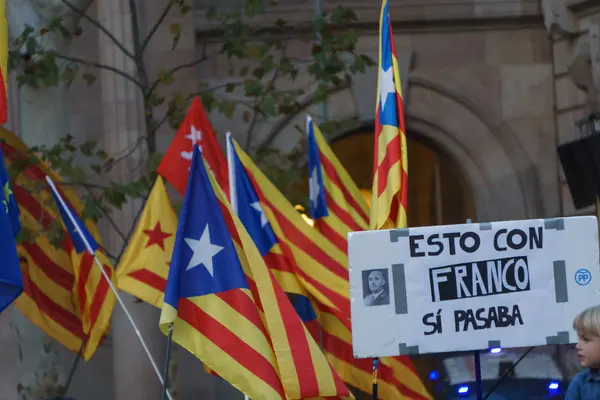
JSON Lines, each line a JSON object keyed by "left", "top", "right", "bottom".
{"left": 79, "top": 140, "right": 98, "bottom": 157}
{"left": 225, "top": 83, "right": 236, "bottom": 93}
{"left": 82, "top": 195, "right": 103, "bottom": 221}
{"left": 158, "top": 69, "right": 174, "bottom": 85}
{"left": 169, "top": 23, "right": 181, "bottom": 50}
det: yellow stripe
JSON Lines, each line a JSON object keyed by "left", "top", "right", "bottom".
{"left": 308, "top": 331, "right": 338, "bottom": 395}
{"left": 19, "top": 209, "right": 74, "bottom": 274}
{"left": 377, "top": 125, "right": 399, "bottom": 166}
{"left": 159, "top": 305, "right": 284, "bottom": 400}
{"left": 320, "top": 311, "right": 430, "bottom": 398}
{"left": 201, "top": 293, "right": 279, "bottom": 365}
{"left": 234, "top": 140, "right": 347, "bottom": 265}
{"left": 14, "top": 294, "right": 82, "bottom": 353}
{"left": 392, "top": 55, "right": 403, "bottom": 99}
{"left": 117, "top": 276, "right": 164, "bottom": 309}
{"left": 270, "top": 270, "right": 307, "bottom": 296}
{"left": 18, "top": 249, "right": 76, "bottom": 312}
{"left": 322, "top": 179, "right": 369, "bottom": 230}
{"left": 320, "top": 211, "right": 357, "bottom": 244}
{"left": 311, "top": 120, "right": 369, "bottom": 219}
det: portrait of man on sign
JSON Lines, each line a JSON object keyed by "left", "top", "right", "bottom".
{"left": 362, "top": 269, "right": 390, "bottom": 307}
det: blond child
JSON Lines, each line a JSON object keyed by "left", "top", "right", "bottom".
{"left": 566, "top": 305, "right": 600, "bottom": 399}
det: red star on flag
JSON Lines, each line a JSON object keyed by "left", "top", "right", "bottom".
{"left": 143, "top": 222, "right": 172, "bottom": 250}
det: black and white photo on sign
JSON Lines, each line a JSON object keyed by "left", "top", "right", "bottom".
{"left": 362, "top": 269, "right": 390, "bottom": 307}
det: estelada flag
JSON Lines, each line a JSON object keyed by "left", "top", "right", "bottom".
{"left": 157, "top": 97, "right": 228, "bottom": 197}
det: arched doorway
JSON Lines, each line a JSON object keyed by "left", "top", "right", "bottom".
{"left": 329, "top": 126, "right": 476, "bottom": 227}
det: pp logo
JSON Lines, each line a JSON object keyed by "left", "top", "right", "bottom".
{"left": 575, "top": 269, "right": 592, "bottom": 286}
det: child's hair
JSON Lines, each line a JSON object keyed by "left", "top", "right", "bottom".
{"left": 574, "top": 305, "right": 600, "bottom": 337}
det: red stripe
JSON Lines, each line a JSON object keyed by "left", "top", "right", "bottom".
{"left": 322, "top": 190, "right": 363, "bottom": 233}
{"left": 273, "top": 238, "right": 351, "bottom": 329}
{"left": 243, "top": 170, "right": 347, "bottom": 279}
{"left": 216, "top": 289, "right": 269, "bottom": 338}
{"left": 376, "top": 133, "right": 401, "bottom": 197}
{"left": 128, "top": 269, "right": 167, "bottom": 293}
{"left": 319, "top": 153, "right": 368, "bottom": 223}
{"left": 20, "top": 265, "right": 84, "bottom": 338}
{"left": 314, "top": 220, "right": 346, "bottom": 254}
{"left": 263, "top": 251, "right": 295, "bottom": 274}
{"left": 1, "top": 142, "right": 85, "bottom": 214}
{"left": 20, "top": 243, "right": 73, "bottom": 291}
{"left": 12, "top": 184, "right": 55, "bottom": 229}
{"left": 178, "top": 297, "right": 285, "bottom": 398}
{"left": 272, "top": 280, "right": 321, "bottom": 397}
{"left": 77, "top": 253, "right": 92, "bottom": 317}
{"left": 322, "top": 330, "right": 428, "bottom": 400}
{"left": 88, "top": 260, "right": 112, "bottom": 328}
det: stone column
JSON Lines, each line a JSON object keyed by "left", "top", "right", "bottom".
{"left": 95, "top": 1, "right": 166, "bottom": 399}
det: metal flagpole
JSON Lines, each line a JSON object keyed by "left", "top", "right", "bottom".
{"left": 45, "top": 176, "right": 174, "bottom": 400}
{"left": 466, "top": 218, "right": 483, "bottom": 400}
{"left": 161, "top": 324, "right": 174, "bottom": 400}
{"left": 226, "top": 134, "right": 249, "bottom": 400}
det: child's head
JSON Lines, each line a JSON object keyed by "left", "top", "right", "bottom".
{"left": 574, "top": 305, "right": 600, "bottom": 369}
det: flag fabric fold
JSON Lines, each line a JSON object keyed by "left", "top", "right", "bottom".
{"left": 159, "top": 145, "right": 349, "bottom": 399}
{"left": 370, "top": 0, "right": 408, "bottom": 230}
{"left": 306, "top": 116, "right": 431, "bottom": 399}
{"left": 227, "top": 135, "right": 320, "bottom": 341}
{"left": 0, "top": 128, "right": 99, "bottom": 356}
{"left": 229, "top": 137, "right": 351, "bottom": 329}
{"left": 0, "top": 145, "right": 22, "bottom": 313}
{"left": 47, "top": 177, "right": 116, "bottom": 360}
{"left": 116, "top": 177, "right": 177, "bottom": 308}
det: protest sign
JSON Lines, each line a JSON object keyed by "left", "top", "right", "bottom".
{"left": 349, "top": 216, "right": 600, "bottom": 357}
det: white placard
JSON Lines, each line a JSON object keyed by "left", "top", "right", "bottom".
{"left": 348, "top": 216, "right": 600, "bottom": 357}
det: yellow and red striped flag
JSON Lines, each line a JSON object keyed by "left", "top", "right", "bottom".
{"left": 116, "top": 177, "right": 176, "bottom": 308}
{"left": 230, "top": 137, "right": 351, "bottom": 329}
{"left": 47, "top": 177, "right": 116, "bottom": 360}
{"left": 160, "top": 146, "right": 349, "bottom": 399}
{"left": 370, "top": 0, "right": 408, "bottom": 230}
{"left": 0, "top": 128, "right": 107, "bottom": 358}
{"left": 306, "top": 115, "right": 431, "bottom": 399}
{"left": 0, "top": 0, "right": 8, "bottom": 124}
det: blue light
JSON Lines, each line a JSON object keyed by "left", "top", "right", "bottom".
{"left": 457, "top": 385, "right": 469, "bottom": 395}
{"left": 489, "top": 347, "right": 502, "bottom": 354}
{"left": 429, "top": 371, "right": 438, "bottom": 381}
{"left": 548, "top": 381, "right": 559, "bottom": 391}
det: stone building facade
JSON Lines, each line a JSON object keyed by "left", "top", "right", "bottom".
{"left": 0, "top": 0, "right": 598, "bottom": 399}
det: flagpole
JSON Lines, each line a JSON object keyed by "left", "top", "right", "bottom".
{"left": 160, "top": 323, "right": 174, "bottom": 400}
{"left": 45, "top": 176, "right": 174, "bottom": 400}
{"left": 226, "top": 133, "right": 249, "bottom": 400}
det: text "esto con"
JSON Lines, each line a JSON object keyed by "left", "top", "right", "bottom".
{"left": 408, "top": 226, "right": 544, "bottom": 258}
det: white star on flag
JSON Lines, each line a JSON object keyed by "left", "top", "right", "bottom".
{"left": 379, "top": 66, "right": 395, "bottom": 112}
{"left": 250, "top": 201, "right": 268, "bottom": 227}
{"left": 180, "top": 125, "right": 203, "bottom": 161}
{"left": 309, "top": 167, "right": 320, "bottom": 208}
{"left": 184, "top": 224, "right": 224, "bottom": 277}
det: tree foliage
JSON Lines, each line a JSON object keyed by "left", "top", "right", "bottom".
{"left": 7, "top": 0, "right": 373, "bottom": 256}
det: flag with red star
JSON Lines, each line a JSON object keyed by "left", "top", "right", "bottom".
{"left": 116, "top": 177, "right": 178, "bottom": 308}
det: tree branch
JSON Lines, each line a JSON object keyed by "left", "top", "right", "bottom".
{"left": 244, "top": 68, "right": 281, "bottom": 150}
{"left": 147, "top": 51, "right": 220, "bottom": 96}
{"left": 53, "top": 53, "right": 143, "bottom": 89}
{"left": 142, "top": 0, "right": 175, "bottom": 52}
{"left": 59, "top": 0, "right": 135, "bottom": 60}
{"left": 80, "top": 185, "right": 127, "bottom": 243}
